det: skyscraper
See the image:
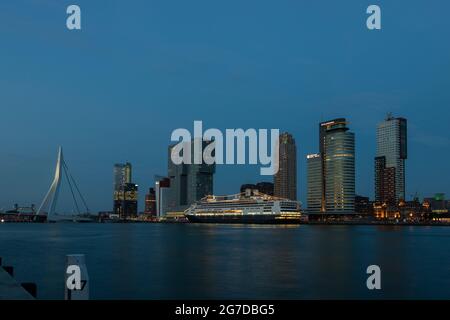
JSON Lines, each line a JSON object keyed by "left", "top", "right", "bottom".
{"left": 307, "top": 119, "right": 355, "bottom": 214}
{"left": 375, "top": 114, "right": 407, "bottom": 204}
{"left": 306, "top": 153, "right": 322, "bottom": 213}
{"left": 113, "top": 162, "right": 132, "bottom": 191}
{"left": 167, "top": 139, "right": 215, "bottom": 212}
{"left": 274, "top": 132, "right": 297, "bottom": 200}
{"left": 113, "top": 162, "right": 138, "bottom": 219}
{"left": 319, "top": 118, "right": 347, "bottom": 212}
{"left": 374, "top": 156, "right": 396, "bottom": 205}
{"left": 113, "top": 182, "right": 138, "bottom": 218}
{"left": 324, "top": 121, "right": 355, "bottom": 213}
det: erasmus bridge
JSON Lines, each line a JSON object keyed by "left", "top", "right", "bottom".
{"left": 35, "top": 147, "right": 91, "bottom": 222}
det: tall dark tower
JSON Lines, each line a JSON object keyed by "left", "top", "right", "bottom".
{"left": 274, "top": 132, "right": 297, "bottom": 200}
{"left": 167, "top": 139, "right": 215, "bottom": 212}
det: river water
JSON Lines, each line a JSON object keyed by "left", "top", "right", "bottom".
{"left": 0, "top": 223, "right": 449, "bottom": 299}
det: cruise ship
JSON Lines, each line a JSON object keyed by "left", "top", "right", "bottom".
{"left": 184, "top": 189, "right": 302, "bottom": 224}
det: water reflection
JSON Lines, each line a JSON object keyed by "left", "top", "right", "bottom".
{"left": 0, "top": 223, "right": 449, "bottom": 299}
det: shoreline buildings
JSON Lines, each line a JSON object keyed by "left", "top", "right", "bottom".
{"left": 155, "top": 176, "right": 171, "bottom": 217}
{"left": 375, "top": 114, "right": 407, "bottom": 204}
{"left": 167, "top": 139, "right": 215, "bottom": 213}
{"left": 274, "top": 132, "right": 297, "bottom": 201}
{"left": 113, "top": 162, "right": 138, "bottom": 219}
{"left": 373, "top": 114, "right": 408, "bottom": 219}
{"left": 306, "top": 153, "right": 322, "bottom": 213}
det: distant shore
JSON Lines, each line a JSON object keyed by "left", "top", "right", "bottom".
{"left": 2, "top": 218, "right": 450, "bottom": 227}
{"left": 305, "top": 220, "right": 450, "bottom": 227}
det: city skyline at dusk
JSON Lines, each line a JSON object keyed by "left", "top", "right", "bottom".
{"left": 1, "top": 1, "right": 449, "bottom": 212}
{"left": 2, "top": 0, "right": 450, "bottom": 308}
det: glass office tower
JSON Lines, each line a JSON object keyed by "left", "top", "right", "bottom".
{"left": 324, "top": 122, "right": 355, "bottom": 213}
{"left": 375, "top": 114, "right": 407, "bottom": 203}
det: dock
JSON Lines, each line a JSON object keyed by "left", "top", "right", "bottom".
{"left": 0, "top": 257, "right": 36, "bottom": 300}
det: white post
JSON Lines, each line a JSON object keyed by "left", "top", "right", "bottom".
{"left": 65, "top": 254, "right": 89, "bottom": 300}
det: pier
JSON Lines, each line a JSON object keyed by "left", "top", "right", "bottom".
{"left": 0, "top": 257, "right": 36, "bottom": 299}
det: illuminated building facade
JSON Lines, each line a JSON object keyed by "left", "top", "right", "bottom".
{"left": 113, "top": 182, "right": 138, "bottom": 218}
{"left": 306, "top": 153, "right": 323, "bottom": 213}
{"left": 113, "top": 162, "right": 138, "bottom": 218}
{"left": 113, "top": 162, "right": 132, "bottom": 191}
{"left": 374, "top": 156, "right": 396, "bottom": 205}
{"left": 307, "top": 119, "right": 355, "bottom": 214}
{"left": 375, "top": 114, "right": 407, "bottom": 203}
{"left": 240, "top": 182, "right": 274, "bottom": 196}
{"left": 323, "top": 120, "right": 355, "bottom": 213}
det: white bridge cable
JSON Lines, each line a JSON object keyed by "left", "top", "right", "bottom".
{"left": 35, "top": 147, "right": 90, "bottom": 218}
{"left": 62, "top": 160, "right": 90, "bottom": 214}
{"left": 62, "top": 161, "right": 81, "bottom": 215}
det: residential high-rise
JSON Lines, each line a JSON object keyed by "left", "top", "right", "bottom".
{"left": 374, "top": 156, "right": 396, "bottom": 205}
{"left": 307, "top": 119, "right": 355, "bottom": 214}
{"left": 274, "top": 132, "right": 297, "bottom": 200}
{"left": 375, "top": 114, "right": 407, "bottom": 203}
{"left": 306, "top": 153, "right": 322, "bottom": 213}
{"left": 424, "top": 193, "right": 448, "bottom": 214}
{"left": 167, "top": 139, "right": 215, "bottom": 212}
{"left": 113, "top": 162, "right": 132, "bottom": 191}
{"left": 113, "top": 162, "right": 138, "bottom": 219}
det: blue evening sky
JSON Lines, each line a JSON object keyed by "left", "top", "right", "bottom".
{"left": 0, "top": 0, "right": 449, "bottom": 212}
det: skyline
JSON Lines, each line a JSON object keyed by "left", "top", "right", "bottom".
{"left": 0, "top": 114, "right": 445, "bottom": 213}
{"left": 1, "top": 0, "right": 450, "bottom": 212}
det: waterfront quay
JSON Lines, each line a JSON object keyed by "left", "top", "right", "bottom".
{"left": 1, "top": 211, "right": 450, "bottom": 226}
{"left": 0, "top": 257, "right": 35, "bottom": 300}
